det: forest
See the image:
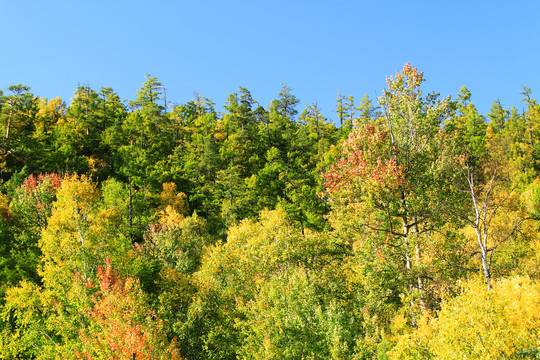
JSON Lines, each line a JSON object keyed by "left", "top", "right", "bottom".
{"left": 1, "top": 63, "right": 540, "bottom": 359}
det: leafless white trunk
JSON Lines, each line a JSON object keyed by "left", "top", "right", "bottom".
{"left": 462, "top": 161, "right": 530, "bottom": 290}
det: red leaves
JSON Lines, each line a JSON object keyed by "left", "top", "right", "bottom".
{"left": 77, "top": 259, "right": 182, "bottom": 359}
{"left": 21, "top": 174, "right": 38, "bottom": 193}
{"left": 20, "top": 173, "right": 63, "bottom": 216}
{"left": 386, "top": 62, "right": 424, "bottom": 93}
{"left": 77, "top": 260, "right": 155, "bottom": 360}
{"left": 12, "top": 173, "right": 64, "bottom": 229}
{"left": 22, "top": 173, "right": 62, "bottom": 194}
{"left": 323, "top": 125, "right": 405, "bottom": 200}
{"left": 95, "top": 259, "right": 125, "bottom": 297}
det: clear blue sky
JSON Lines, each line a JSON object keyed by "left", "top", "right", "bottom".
{"left": 2, "top": 1, "right": 539, "bottom": 120}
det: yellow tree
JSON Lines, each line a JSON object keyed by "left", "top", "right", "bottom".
{"left": 390, "top": 276, "right": 540, "bottom": 359}
{"left": 1, "top": 175, "right": 132, "bottom": 358}
{"left": 186, "top": 209, "right": 360, "bottom": 360}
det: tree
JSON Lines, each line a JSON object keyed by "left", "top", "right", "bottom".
{"left": 113, "top": 75, "right": 173, "bottom": 240}
{"left": 335, "top": 90, "right": 355, "bottom": 132}
{"left": 167, "top": 96, "right": 223, "bottom": 234}
{"left": 217, "top": 87, "right": 263, "bottom": 225}
{"left": 76, "top": 260, "right": 181, "bottom": 360}
{"left": 520, "top": 86, "right": 540, "bottom": 176}
{"left": 457, "top": 101, "right": 533, "bottom": 290}
{"left": 390, "top": 276, "right": 540, "bottom": 359}
{"left": 356, "top": 94, "right": 380, "bottom": 125}
{"left": 130, "top": 212, "right": 212, "bottom": 352}
{"left": 129, "top": 74, "right": 165, "bottom": 112}
{"left": 0, "top": 175, "right": 132, "bottom": 358}
{"left": 237, "top": 267, "right": 362, "bottom": 360}
{"left": 98, "top": 87, "right": 128, "bottom": 177}
{"left": 187, "top": 209, "right": 346, "bottom": 359}
{"left": 1, "top": 173, "right": 64, "bottom": 292}
{"left": 444, "top": 87, "right": 486, "bottom": 161}
{"left": 51, "top": 93, "right": 89, "bottom": 173}
{"left": 323, "top": 63, "right": 461, "bottom": 325}
{"left": 0, "top": 85, "right": 39, "bottom": 179}
{"left": 33, "top": 97, "right": 66, "bottom": 172}
{"left": 269, "top": 83, "right": 300, "bottom": 120}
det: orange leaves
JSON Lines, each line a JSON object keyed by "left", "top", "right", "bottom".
{"left": 77, "top": 259, "right": 182, "bottom": 360}
{"left": 323, "top": 125, "right": 405, "bottom": 200}
{"left": 385, "top": 62, "right": 424, "bottom": 94}
{"left": 95, "top": 259, "right": 124, "bottom": 295}
{"left": 18, "top": 173, "right": 63, "bottom": 224}
{"left": 22, "top": 173, "right": 62, "bottom": 193}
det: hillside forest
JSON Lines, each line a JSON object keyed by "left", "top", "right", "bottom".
{"left": 2, "top": 63, "right": 540, "bottom": 359}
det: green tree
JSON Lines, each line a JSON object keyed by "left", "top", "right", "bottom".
{"left": 444, "top": 87, "right": 487, "bottom": 160}
{"left": 34, "top": 97, "right": 66, "bottom": 172}
{"left": 249, "top": 85, "right": 330, "bottom": 233}
{"left": 335, "top": 90, "right": 357, "bottom": 136}
{"left": 167, "top": 96, "right": 223, "bottom": 234}
{"left": 109, "top": 75, "right": 172, "bottom": 240}
{"left": 0, "top": 85, "right": 39, "bottom": 179}
{"left": 238, "top": 266, "right": 363, "bottom": 360}
{"left": 520, "top": 86, "right": 540, "bottom": 176}
{"left": 3, "top": 174, "right": 63, "bottom": 289}
{"left": 217, "top": 87, "right": 263, "bottom": 225}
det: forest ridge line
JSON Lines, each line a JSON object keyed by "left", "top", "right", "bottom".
{"left": 1, "top": 63, "right": 540, "bottom": 359}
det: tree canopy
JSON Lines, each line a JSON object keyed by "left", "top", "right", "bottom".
{"left": 1, "top": 64, "right": 539, "bottom": 359}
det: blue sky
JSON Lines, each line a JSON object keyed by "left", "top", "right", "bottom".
{"left": 1, "top": 1, "right": 539, "bottom": 120}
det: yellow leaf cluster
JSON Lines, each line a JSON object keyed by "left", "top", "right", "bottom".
{"left": 159, "top": 182, "right": 189, "bottom": 219}
{"left": 390, "top": 276, "right": 540, "bottom": 359}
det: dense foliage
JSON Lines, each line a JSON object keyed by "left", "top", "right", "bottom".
{"left": 1, "top": 65, "right": 540, "bottom": 359}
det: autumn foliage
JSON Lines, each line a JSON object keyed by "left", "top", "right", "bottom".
{"left": 1, "top": 65, "right": 540, "bottom": 359}
{"left": 323, "top": 125, "right": 404, "bottom": 202}
{"left": 76, "top": 259, "right": 181, "bottom": 360}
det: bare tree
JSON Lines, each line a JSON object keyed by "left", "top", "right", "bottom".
{"left": 460, "top": 156, "right": 531, "bottom": 290}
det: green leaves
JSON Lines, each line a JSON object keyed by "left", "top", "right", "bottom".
{"left": 238, "top": 267, "right": 362, "bottom": 360}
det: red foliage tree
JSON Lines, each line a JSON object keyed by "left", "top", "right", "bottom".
{"left": 76, "top": 259, "right": 181, "bottom": 360}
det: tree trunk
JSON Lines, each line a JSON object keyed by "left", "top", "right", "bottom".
{"left": 403, "top": 222, "right": 417, "bottom": 327}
